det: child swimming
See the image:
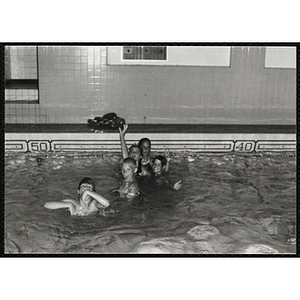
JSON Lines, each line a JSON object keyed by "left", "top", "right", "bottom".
{"left": 152, "top": 155, "right": 182, "bottom": 190}
{"left": 138, "top": 137, "right": 154, "bottom": 167}
{"left": 134, "top": 125, "right": 171, "bottom": 173}
{"left": 112, "top": 157, "right": 140, "bottom": 199}
{"left": 44, "top": 177, "right": 110, "bottom": 216}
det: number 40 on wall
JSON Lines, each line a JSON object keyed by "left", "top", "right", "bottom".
{"left": 234, "top": 141, "right": 256, "bottom": 152}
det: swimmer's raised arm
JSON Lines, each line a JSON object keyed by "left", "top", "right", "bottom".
{"left": 82, "top": 189, "right": 110, "bottom": 207}
{"left": 165, "top": 151, "right": 170, "bottom": 173}
{"left": 121, "top": 123, "right": 128, "bottom": 135}
{"left": 119, "top": 124, "right": 129, "bottom": 159}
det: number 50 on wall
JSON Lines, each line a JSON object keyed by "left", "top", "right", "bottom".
{"left": 28, "top": 141, "right": 51, "bottom": 152}
{"left": 234, "top": 141, "right": 256, "bottom": 152}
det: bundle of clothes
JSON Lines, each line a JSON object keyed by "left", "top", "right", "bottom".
{"left": 88, "top": 112, "right": 125, "bottom": 130}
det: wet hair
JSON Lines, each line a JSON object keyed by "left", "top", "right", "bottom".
{"left": 77, "top": 177, "right": 96, "bottom": 192}
{"left": 129, "top": 144, "right": 142, "bottom": 155}
{"left": 123, "top": 157, "right": 137, "bottom": 168}
{"left": 153, "top": 155, "right": 167, "bottom": 167}
{"left": 138, "top": 138, "right": 151, "bottom": 148}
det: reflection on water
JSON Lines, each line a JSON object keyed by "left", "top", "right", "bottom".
{"left": 4, "top": 151, "right": 296, "bottom": 254}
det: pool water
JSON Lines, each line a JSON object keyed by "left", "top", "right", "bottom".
{"left": 4, "top": 151, "right": 296, "bottom": 254}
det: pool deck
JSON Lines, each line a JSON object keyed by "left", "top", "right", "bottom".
{"left": 5, "top": 124, "right": 296, "bottom": 153}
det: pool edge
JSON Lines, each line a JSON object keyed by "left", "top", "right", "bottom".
{"left": 5, "top": 132, "right": 296, "bottom": 153}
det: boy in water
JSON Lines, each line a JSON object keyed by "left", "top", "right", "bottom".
{"left": 44, "top": 177, "right": 110, "bottom": 216}
{"left": 113, "top": 157, "right": 140, "bottom": 199}
{"left": 152, "top": 155, "right": 182, "bottom": 190}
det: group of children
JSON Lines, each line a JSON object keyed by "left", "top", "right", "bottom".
{"left": 44, "top": 123, "right": 182, "bottom": 216}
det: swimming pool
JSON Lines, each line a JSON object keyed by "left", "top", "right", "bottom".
{"left": 4, "top": 151, "right": 296, "bottom": 254}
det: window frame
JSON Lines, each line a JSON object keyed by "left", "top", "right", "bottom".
{"left": 5, "top": 46, "right": 39, "bottom": 104}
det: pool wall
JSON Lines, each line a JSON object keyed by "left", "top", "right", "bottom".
{"left": 5, "top": 46, "right": 296, "bottom": 125}
{"left": 5, "top": 132, "right": 296, "bottom": 153}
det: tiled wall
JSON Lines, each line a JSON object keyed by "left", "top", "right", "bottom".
{"left": 5, "top": 46, "right": 37, "bottom": 79}
{"left": 5, "top": 46, "right": 296, "bottom": 125}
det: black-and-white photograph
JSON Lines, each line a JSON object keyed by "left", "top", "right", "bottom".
{"left": 3, "top": 44, "right": 296, "bottom": 255}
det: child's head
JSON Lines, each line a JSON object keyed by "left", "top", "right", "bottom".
{"left": 128, "top": 144, "right": 142, "bottom": 162}
{"left": 77, "top": 177, "right": 96, "bottom": 195}
{"left": 152, "top": 155, "right": 167, "bottom": 175}
{"left": 122, "top": 157, "right": 137, "bottom": 179}
{"left": 138, "top": 138, "right": 151, "bottom": 156}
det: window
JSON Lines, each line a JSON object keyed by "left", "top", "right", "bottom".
{"left": 123, "top": 46, "right": 167, "bottom": 60}
{"left": 108, "top": 46, "right": 231, "bottom": 66}
{"left": 5, "top": 46, "right": 39, "bottom": 103}
{"left": 264, "top": 47, "right": 296, "bottom": 69}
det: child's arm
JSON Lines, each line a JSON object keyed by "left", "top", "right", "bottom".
{"left": 165, "top": 157, "right": 170, "bottom": 172}
{"left": 119, "top": 123, "right": 129, "bottom": 159}
{"left": 82, "top": 190, "right": 110, "bottom": 208}
{"left": 165, "top": 149, "right": 170, "bottom": 172}
{"left": 44, "top": 200, "right": 76, "bottom": 215}
{"left": 165, "top": 177, "right": 182, "bottom": 191}
{"left": 173, "top": 180, "right": 182, "bottom": 191}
